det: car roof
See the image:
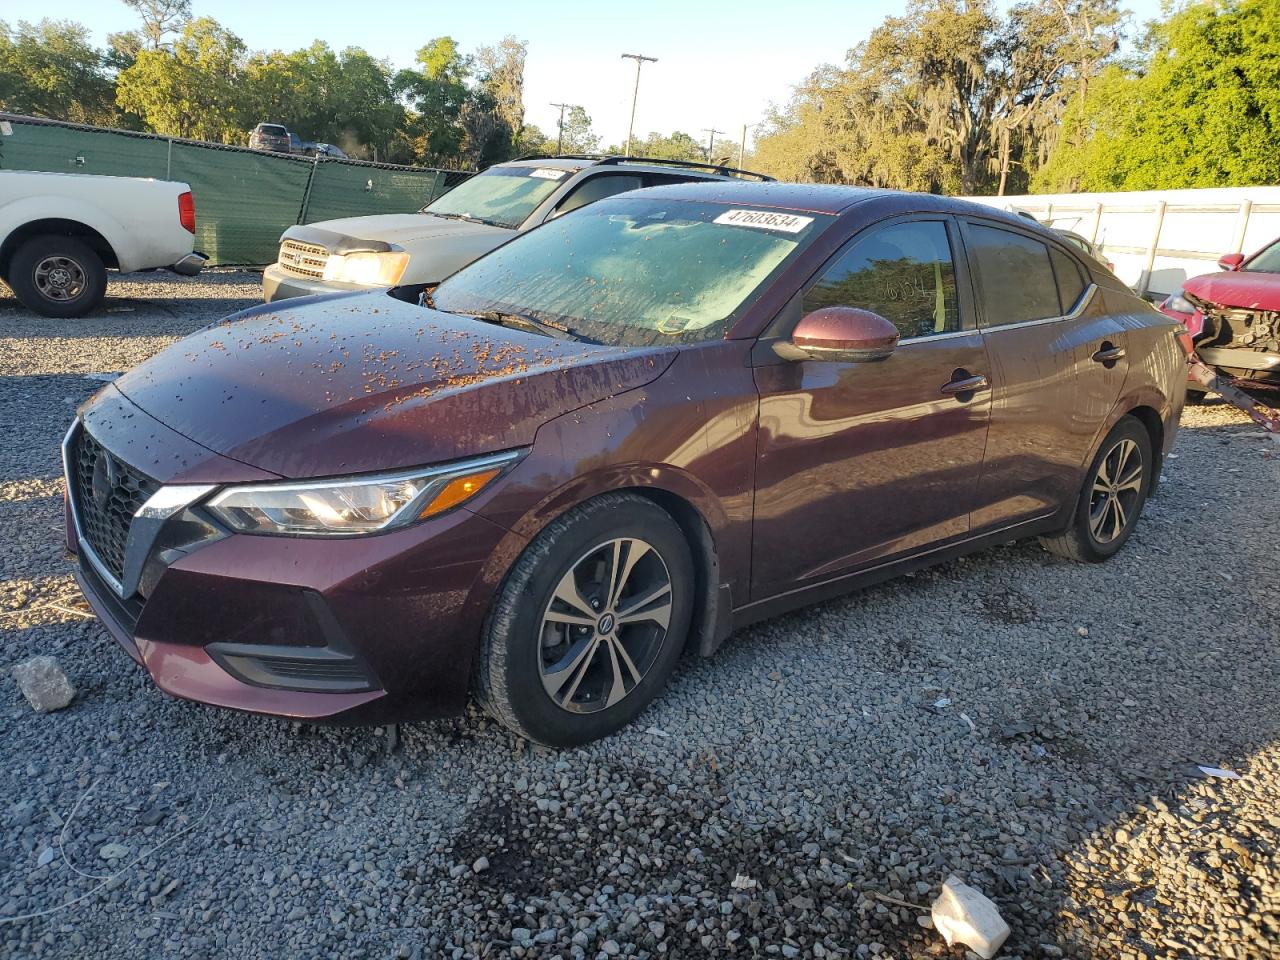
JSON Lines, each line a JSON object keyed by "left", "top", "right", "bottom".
{"left": 616, "top": 181, "right": 1080, "bottom": 232}
{"left": 495, "top": 155, "right": 768, "bottom": 182}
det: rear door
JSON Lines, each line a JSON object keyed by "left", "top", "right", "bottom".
{"left": 750, "top": 216, "right": 992, "bottom": 598}
{"left": 960, "top": 219, "right": 1128, "bottom": 531}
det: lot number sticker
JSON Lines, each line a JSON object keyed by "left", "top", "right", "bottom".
{"left": 714, "top": 209, "right": 813, "bottom": 233}
{"left": 530, "top": 168, "right": 568, "bottom": 180}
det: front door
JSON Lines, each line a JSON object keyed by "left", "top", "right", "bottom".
{"left": 750, "top": 218, "right": 992, "bottom": 600}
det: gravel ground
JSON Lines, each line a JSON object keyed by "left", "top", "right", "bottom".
{"left": 1, "top": 272, "right": 1277, "bottom": 960}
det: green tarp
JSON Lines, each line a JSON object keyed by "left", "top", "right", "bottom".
{"left": 0, "top": 114, "right": 466, "bottom": 266}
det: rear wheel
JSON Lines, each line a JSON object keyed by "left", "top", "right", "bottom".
{"left": 476, "top": 493, "right": 694, "bottom": 747}
{"left": 8, "top": 236, "right": 107, "bottom": 318}
{"left": 1040, "top": 415, "right": 1152, "bottom": 563}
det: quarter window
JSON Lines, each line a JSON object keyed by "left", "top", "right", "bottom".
{"left": 803, "top": 220, "right": 960, "bottom": 340}
{"left": 1050, "top": 247, "right": 1087, "bottom": 312}
{"left": 968, "top": 223, "right": 1060, "bottom": 327}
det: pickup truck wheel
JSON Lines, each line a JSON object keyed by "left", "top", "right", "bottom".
{"left": 9, "top": 236, "right": 107, "bottom": 318}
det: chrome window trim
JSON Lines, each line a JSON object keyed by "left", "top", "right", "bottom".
{"left": 897, "top": 327, "right": 980, "bottom": 345}
{"left": 979, "top": 282, "right": 1097, "bottom": 334}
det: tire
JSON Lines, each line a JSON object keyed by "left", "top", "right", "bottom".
{"left": 476, "top": 492, "right": 695, "bottom": 747}
{"left": 1040, "top": 415, "right": 1152, "bottom": 563}
{"left": 8, "top": 236, "right": 107, "bottom": 318}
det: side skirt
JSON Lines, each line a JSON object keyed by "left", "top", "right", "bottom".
{"left": 729, "top": 513, "right": 1062, "bottom": 632}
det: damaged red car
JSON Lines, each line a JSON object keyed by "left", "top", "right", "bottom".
{"left": 1159, "top": 236, "right": 1280, "bottom": 395}
{"left": 66, "top": 182, "right": 1187, "bottom": 746}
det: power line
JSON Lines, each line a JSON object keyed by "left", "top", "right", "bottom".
{"left": 701, "top": 127, "right": 724, "bottom": 163}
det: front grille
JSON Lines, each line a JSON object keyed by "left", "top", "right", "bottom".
{"left": 1208, "top": 307, "right": 1280, "bottom": 353}
{"left": 277, "top": 239, "right": 329, "bottom": 279}
{"left": 71, "top": 429, "right": 160, "bottom": 585}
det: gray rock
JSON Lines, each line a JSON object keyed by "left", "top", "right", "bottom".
{"left": 12, "top": 657, "right": 75, "bottom": 713}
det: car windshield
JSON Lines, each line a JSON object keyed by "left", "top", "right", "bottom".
{"left": 432, "top": 198, "right": 831, "bottom": 346}
{"left": 259, "top": 125, "right": 285, "bottom": 136}
{"left": 1245, "top": 238, "right": 1280, "bottom": 273}
{"left": 422, "top": 166, "right": 571, "bottom": 229}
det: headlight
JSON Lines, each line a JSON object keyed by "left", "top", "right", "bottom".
{"left": 205, "top": 451, "right": 520, "bottom": 536}
{"left": 322, "top": 251, "right": 409, "bottom": 286}
{"left": 1164, "top": 291, "right": 1195, "bottom": 314}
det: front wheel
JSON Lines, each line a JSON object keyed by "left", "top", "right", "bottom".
{"left": 1040, "top": 415, "right": 1152, "bottom": 563}
{"left": 476, "top": 493, "right": 695, "bottom": 747}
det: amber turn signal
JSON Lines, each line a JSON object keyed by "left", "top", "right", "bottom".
{"left": 418, "top": 468, "right": 503, "bottom": 518}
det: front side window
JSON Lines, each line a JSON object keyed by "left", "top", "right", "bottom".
{"left": 423, "top": 166, "right": 571, "bottom": 229}
{"left": 968, "top": 223, "right": 1061, "bottom": 327}
{"left": 433, "top": 198, "right": 831, "bottom": 346}
{"left": 803, "top": 220, "right": 960, "bottom": 340}
{"left": 1245, "top": 238, "right": 1280, "bottom": 273}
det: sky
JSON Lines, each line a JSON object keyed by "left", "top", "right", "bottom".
{"left": 44, "top": 0, "right": 1169, "bottom": 154}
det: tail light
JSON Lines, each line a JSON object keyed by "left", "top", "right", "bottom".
{"left": 178, "top": 191, "right": 196, "bottom": 234}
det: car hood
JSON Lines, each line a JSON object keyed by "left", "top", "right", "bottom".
{"left": 1184, "top": 270, "right": 1280, "bottom": 311}
{"left": 112, "top": 293, "right": 677, "bottom": 478}
{"left": 303, "top": 213, "right": 513, "bottom": 249}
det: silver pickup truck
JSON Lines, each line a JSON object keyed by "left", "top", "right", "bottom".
{"left": 262, "top": 155, "right": 771, "bottom": 302}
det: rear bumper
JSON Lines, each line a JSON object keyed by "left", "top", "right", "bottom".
{"left": 262, "top": 263, "right": 372, "bottom": 303}
{"left": 170, "top": 252, "right": 207, "bottom": 277}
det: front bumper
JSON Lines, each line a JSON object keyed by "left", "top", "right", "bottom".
{"left": 1194, "top": 346, "right": 1280, "bottom": 383}
{"left": 261, "top": 263, "right": 373, "bottom": 303}
{"left": 66, "top": 416, "right": 516, "bottom": 724}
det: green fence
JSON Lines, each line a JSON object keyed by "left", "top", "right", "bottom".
{"left": 0, "top": 114, "right": 470, "bottom": 266}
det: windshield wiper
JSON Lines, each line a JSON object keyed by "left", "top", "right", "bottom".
{"left": 472, "top": 310, "right": 578, "bottom": 341}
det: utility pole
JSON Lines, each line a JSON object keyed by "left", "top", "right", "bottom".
{"left": 738, "top": 122, "right": 759, "bottom": 169}
{"left": 701, "top": 127, "right": 723, "bottom": 163}
{"left": 550, "top": 102, "right": 573, "bottom": 154}
{"left": 621, "top": 53, "right": 657, "bottom": 157}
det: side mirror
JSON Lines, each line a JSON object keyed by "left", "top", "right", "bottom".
{"left": 778, "top": 307, "right": 900, "bottom": 363}
{"left": 1217, "top": 252, "right": 1245, "bottom": 271}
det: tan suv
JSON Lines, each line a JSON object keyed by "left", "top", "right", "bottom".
{"left": 262, "top": 155, "right": 772, "bottom": 302}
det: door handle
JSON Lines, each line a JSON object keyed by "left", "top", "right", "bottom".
{"left": 1092, "top": 344, "right": 1126, "bottom": 364}
{"left": 940, "top": 373, "right": 989, "bottom": 396}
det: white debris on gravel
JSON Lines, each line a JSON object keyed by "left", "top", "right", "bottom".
{"left": 1, "top": 271, "right": 1278, "bottom": 959}
{"left": 931, "top": 874, "right": 1011, "bottom": 958}
{"left": 11, "top": 656, "right": 75, "bottom": 713}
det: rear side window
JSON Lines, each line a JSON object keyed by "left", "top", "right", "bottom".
{"left": 967, "top": 223, "right": 1060, "bottom": 327}
{"left": 803, "top": 220, "right": 960, "bottom": 340}
{"left": 554, "top": 174, "right": 644, "bottom": 216}
{"left": 1050, "top": 247, "right": 1087, "bottom": 312}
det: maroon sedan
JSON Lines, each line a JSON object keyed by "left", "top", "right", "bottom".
{"left": 65, "top": 183, "right": 1186, "bottom": 746}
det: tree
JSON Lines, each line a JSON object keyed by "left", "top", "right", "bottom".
{"left": 248, "top": 42, "right": 404, "bottom": 159}
{"left": 606, "top": 130, "right": 704, "bottom": 161}
{"left": 473, "top": 35, "right": 526, "bottom": 150}
{"left": 115, "top": 17, "right": 250, "bottom": 142}
{"left": 119, "top": 0, "right": 191, "bottom": 50}
{"left": 396, "top": 36, "right": 470, "bottom": 164}
{"left": 751, "top": 0, "right": 1126, "bottom": 194}
{"left": 0, "top": 19, "right": 116, "bottom": 124}
{"left": 556, "top": 106, "right": 600, "bottom": 154}
{"left": 1033, "top": 0, "right": 1280, "bottom": 191}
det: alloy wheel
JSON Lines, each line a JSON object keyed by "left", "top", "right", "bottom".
{"left": 1088, "top": 437, "right": 1143, "bottom": 544}
{"left": 33, "top": 256, "right": 87, "bottom": 302}
{"left": 538, "top": 537, "right": 673, "bottom": 714}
